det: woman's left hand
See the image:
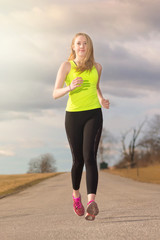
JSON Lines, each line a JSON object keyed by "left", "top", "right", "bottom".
{"left": 101, "top": 98, "right": 110, "bottom": 109}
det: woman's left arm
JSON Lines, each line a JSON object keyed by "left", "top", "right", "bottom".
{"left": 95, "top": 63, "right": 110, "bottom": 109}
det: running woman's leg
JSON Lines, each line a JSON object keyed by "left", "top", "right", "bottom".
{"left": 83, "top": 108, "right": 103, "bottom": 196}
{"left": 83, "top": 108, "right": 103, "bottom": 220}
{"left": 65, "top": 111, "right": 84, "bottom": 196}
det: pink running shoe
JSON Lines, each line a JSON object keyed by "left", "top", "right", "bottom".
{"left": 72, "top": 194, "right": 85, "bottom": 216}
{"left": 85, "top": 200, "right": 99, "bottom": 221}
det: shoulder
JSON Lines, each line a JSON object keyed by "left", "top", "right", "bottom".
{"left": 59, "top": 61, "right": 71, "bottom": 75}
{"left": 94, "top": 62, "right": 102, "bottom": 75}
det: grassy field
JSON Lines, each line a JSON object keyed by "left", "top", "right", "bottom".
{"left": 105, "top": 164, "right": 160, "bottom": 184}
{"left": 0, "top": 172, "right": 62, "bottom": 198}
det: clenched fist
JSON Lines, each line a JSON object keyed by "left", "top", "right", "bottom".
{"left": 69, "top": 77, "right": 83, "bottom": 91}
{"left": 101, "top": 98, "right": 110, "bottom": 109}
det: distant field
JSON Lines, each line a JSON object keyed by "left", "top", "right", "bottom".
{"left": 105, "top": 164, "right": 160, "bottom": 184}
{"left": 0, "top": 172, "right": 62, "bottom": 198}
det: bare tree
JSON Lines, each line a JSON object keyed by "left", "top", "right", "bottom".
{"left": 121, "top": 129, "right": 131, "bottom": 166}
{"left": 120, "top": 120, "right": 146, "bottom": 168}
{"left": 138, "top": 114, "right": 160, "bottom": 165}
{"left": 98, "top": 128, "right": 116, "bottom": 169}
{"left": 27, "top": 153, "right": 57, "bottom": 173}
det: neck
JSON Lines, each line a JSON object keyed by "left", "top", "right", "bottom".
{"left": 74, "top": 56, "right": 85, "bottom": 64}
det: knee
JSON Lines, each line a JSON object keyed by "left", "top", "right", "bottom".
{"left": 73, "top": 159, "right": 84, "bottom": 169}
{"left": 84, "top": 153, "right": 96, "bottom": 167}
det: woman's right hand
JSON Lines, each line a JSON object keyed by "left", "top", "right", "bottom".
{"left": 69, "top": 77, "right": 83, "bottom": 91}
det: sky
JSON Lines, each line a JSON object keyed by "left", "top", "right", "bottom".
{"left": 0, "top": 0, "right": 160, "bottom": 174}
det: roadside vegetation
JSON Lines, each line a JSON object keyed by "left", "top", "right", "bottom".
{"left": 105, "top": 164, "right": 160, "bottom": 184}
{"left": 0, "top": 172, "right": 62, "bottom": 199}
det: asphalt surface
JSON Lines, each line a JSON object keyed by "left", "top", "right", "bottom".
{"left": 0, "top": 171, "right": 160, "bottom": 240}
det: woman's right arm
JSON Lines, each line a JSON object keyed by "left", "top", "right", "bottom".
{"left": 53, "top": 61, "right": 83, "bottom": 99}
{"left": 53, "top": 61, "right": 71, "bottom": 99}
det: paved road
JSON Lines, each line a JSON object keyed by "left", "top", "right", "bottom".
{"left": 0, "top": 172, "right": 160, "bottom": 240}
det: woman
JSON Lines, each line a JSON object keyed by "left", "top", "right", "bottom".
{"left": 53, "top": 33, "right": 110, "bottom": 221}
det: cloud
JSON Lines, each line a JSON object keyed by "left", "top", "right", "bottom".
{"left": 0, "top": 0, "right": 159, "bottom": 116}
{"left": 105, "top": 86, "right": 147, "bottom": 99}
{"left": 96, "top": 41, "right": 160, "bottom": 98}
{"left": 16, "top": 139, "right": 45, "bottom": 149}
{"left": 0, "top": 148, "right": 15, "bottom": 157}
{"left": 145, "top": 108, "right": 160, "bottom": 116}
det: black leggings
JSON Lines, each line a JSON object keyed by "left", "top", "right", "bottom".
{"left": 65, "top": 108, "right": 103, "bottom": 194}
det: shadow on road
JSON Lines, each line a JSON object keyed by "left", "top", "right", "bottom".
{"left": 98, "top": 214, "right": 160, "bottom": 224}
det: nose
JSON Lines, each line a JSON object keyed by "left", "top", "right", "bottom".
{"left": 80, "top": 43, "right": 85, "bottom": 48}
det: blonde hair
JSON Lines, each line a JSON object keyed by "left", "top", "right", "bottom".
{"left": 68, "top": 33, "right": 95, "bottom": 72}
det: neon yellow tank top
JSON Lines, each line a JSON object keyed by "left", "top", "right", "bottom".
{"left": 65, "top": 60, "right": 101, "bottom": 112}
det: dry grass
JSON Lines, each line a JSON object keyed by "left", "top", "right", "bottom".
{"left": 104, "top": 164, "right": 160, "bottom": 184}
{"left": 0, "top": 172, "right": 62, "bottom": 198}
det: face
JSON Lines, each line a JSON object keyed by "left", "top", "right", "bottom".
{"left": 73, "top": 35, "right": 88, "bottom": 58}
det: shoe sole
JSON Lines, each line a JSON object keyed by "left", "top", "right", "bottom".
{"left": 85, "top": 213, "right": 95, "bottom": 221}
{"left": 85, "top": 201, "right": 99, "bottom": 221}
